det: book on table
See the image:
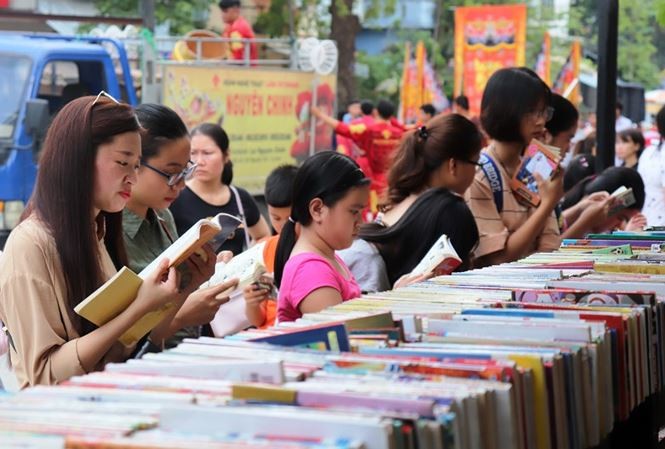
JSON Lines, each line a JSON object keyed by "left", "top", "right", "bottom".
{"left": 74, "top": 213, "right": 242, "bottom": 346}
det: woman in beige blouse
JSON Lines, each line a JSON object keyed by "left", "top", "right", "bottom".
{"left": 0, "top": 94, "right": 213, "bottom": 389}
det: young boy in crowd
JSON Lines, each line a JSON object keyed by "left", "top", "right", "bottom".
{"left": 243, "top": 165, "right": 298, "bottom": 328}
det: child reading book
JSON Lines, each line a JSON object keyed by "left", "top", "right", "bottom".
{"left": 243, "top": 165, "right": 298, "bottom": 328}
{"left": 466, "top": 67, "right": 564, "bottom": 267}
{"left": 275, "top": 152, "right": 370, "bottom": 322}
{"left": 0, "top": 96, "right": 180, "bottom": 388}
{"left": 123, "top": 104, "right": 238, "bottom": 351}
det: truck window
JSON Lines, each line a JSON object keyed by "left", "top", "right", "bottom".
{"left": 35, "top": 60, "right": 107, "bottom": 162}
{"left": 0, "top": 54, "right": 31, "bottom": 165}
{"left": 37, "top": 60, "right": 107, "bottom": 117}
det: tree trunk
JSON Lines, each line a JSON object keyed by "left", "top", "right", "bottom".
{"left": 329, "top": 0, "right": 361, "bottom": 109}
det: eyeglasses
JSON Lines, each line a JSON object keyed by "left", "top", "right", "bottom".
{"left": 92, "top": 90, "right": 120, "bottom": 106}
{"left": 143, "top": 161, "right": 197, "bottom": 186}
{"left": 457, "top": 157, "right": 483, "bottom": 168}
{"left": 531, "top": 106, "right": 555, "bottom": 122}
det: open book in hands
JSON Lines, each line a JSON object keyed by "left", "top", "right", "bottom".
{"left": 410, "top": 234, "right": 462, "bottom": 277}
{"left": 202, "top": 241, "right": 267, "bottom": 297}
{"left": 510, "top": 139, "right": 561, "bottom": 208}
{"left": 608, "top": 186, "right": 636, "bottom": 216}
{"left": 74, "top": 213, "right": 242, "bottom": 347}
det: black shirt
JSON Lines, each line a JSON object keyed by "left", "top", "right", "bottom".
{"left": 169, "top": 185, "right": 261, "bottom": 255}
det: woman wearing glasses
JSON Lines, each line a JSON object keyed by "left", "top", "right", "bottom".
{"left": 466, "top": 67, "right": 563, "bottom": 268}
{"left": 0, "top": 95, "right": 196, "bottom": 388}
{"left": 338, "top": 113, "right": 482, "bottom": 291}
{"left": 170, "top": 123, "right": 271, "bottom": 255}
{"left": 123, "top": 104, "right": 238, "bottom": 351}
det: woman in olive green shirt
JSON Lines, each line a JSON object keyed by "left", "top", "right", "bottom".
{"left": 123, "top": 104, "right": 238, "bottom": 351}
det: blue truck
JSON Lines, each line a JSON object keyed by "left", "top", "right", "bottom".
{"left": 0, "top": 34, "right": 138, "bottom": 248}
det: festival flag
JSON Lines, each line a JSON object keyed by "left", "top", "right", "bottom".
{"left": 399, "top": 41, "right": 448, "bottom": 124}
{"left": 553, "top": 40, "right": 582, "bottom": 105}
{"left": 454, "top": 4, "right": 527, "bottom": 116}
{"left": 534, "top": 31, "right": 551, "bottom": 86}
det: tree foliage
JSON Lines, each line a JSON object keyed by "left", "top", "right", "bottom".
{"left": 92, "top": 0, "right": 212, "bottom": 35}
{"left": 569, "top": 0, "right": 660, "bottom": 89}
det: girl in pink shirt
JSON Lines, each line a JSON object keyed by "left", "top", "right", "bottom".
{"left": 275, "top": 152, "right": 370, "bottom": 322}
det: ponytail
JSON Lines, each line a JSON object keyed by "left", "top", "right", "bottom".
{"left": 385, "top": 114, "right": 482, "bottom": 207}
{"left": 274, "top": 219, "right": 297, "bottom": 287}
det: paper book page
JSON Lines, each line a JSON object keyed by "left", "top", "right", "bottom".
{"left": 138, "top": 218, "right": 221, "bottom": 280}
{"left": 206, "top": 241, "right": 267, "bottom": 290}
{"left": 74, "top": 266, "right": 143, "bottom": 326}
{"left": 410, "top": 234, "right": 461, "bottom": 276}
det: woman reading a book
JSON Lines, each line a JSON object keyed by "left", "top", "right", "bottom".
{"left": 339, "top": 113, "right": 482, "bottom": 290}
{"left": 124, "top": 104, "right": 238, "bottom": 351}
{"left": 169, "top": 123, "right": 271, "bottom": 255}
{"left": 466, "top": 67, "right": 563, "bottom": 267}
{"left": 0, "top": 95, "right": 191, "bottom": 388}
{"left": 274, "top": 152, "right": 370, "bottom": 322}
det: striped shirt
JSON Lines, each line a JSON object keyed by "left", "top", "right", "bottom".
{"left": 465, "top": 148, "right": 561, "bottom": 260}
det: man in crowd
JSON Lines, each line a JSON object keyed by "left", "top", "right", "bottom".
{"left": 219, "top": 0, "right": 257, "bottom": 63}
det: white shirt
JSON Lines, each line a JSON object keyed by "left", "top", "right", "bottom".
{"left": 638, "top": 141, "right": 665, "bottom": 226}
{"left": 338, "top": 239, "right": 390, "bottom": 293}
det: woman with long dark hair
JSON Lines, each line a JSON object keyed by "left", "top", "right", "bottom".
{"left": 0, "top": 95, "right": 185, "bottom": 388}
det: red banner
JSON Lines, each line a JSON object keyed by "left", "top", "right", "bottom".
{"left": 0, "top": 0, "right": 8, "bottom": 7}
{"left": 454, "top": 4, "right": 527, "bottom": 116}
{"left": 535, "top": 31, "right": 552, "bottom": 86}
{"left": 553, "top": 40, "right": 582, "bottom": 105}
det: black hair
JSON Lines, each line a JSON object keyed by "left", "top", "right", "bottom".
{"left": 480, "top": 67, "right": 552, "bottom": 143}
{"left": 546, "top": 94, "right": 579, "bottom": 137}
{"left": 274, "top": 151, "right": 370, "bottom": 286}
{"left": 361, "top": 188, "right": 479, "bottom": 284}
{"left": 361, "top": 100, "right": 374, "bottom": 116}
{"left": 562, "top": 166, "right": 645, "bottom": 211}
{"left": 265, "top": 164, "right": 298, "bottom": 207}
{"left": 387, "top": 113, "right": 482, "bottom": 205}
{"left": 616, "top": 100, "right": 623, "bottom": 112}
{"left": 573, "top": 132, "right": 596, "bottom": 156}
{"left": 420, "top": 103, "right": 436, "bottom": 117}
{"left": 563, "top": 154, "right": 596, "bottom": 193}
{"left": 347, "top": 99, "right": 360, "bottom": 107}
{"left": 190, "top": 123, "right": 233, "bottom": 185}
{"left": 135, "top": 103, "right": 189, "bottom": 161}
{"left": 376, "top": 99, "right": 396, "bottom": 120}
{"left": 454, "top": 95, "right": 469, "bottom": 111}
{"left": 617, "top": 128, "right": 645, "bottom": 159}
{"left": 219, "top": 0, "right": 240, "bottom": 9}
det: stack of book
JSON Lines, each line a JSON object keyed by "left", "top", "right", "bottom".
{"left": 4, "top": 234, "right": 665, "bottom": 448}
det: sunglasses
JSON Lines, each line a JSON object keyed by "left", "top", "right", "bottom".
{"left": 92, "top": 90, "right": 120, "bottom": 106}
{"left": 143, "top": 161, "right": 198, "bottom": 186}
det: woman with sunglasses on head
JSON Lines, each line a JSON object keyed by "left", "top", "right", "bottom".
{"left": 466, "top": 67, "right": 564, "bottom": 268}
{"left": 0, "top": 94, "right": 190, "bottom": 388}
{"left": 170, "top": 123, "right": 271, "bottom": 255}
{"left": 123, "top": 104, "right": 237, "bottom": 351}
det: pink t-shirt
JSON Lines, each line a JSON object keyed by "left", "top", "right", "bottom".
{"left": 278, "top": 252, "right": 361, "bottom": 322}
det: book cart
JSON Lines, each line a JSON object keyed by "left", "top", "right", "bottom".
{"left": 4, "top": 232, "right": 665, "bottom": 448}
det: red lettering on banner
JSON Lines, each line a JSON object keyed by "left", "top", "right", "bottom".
{"left": 267, "top": 95, "right": 293, "bottom": 116}
{"left": 226, "top": 92, "right": 264, "bottom": 116}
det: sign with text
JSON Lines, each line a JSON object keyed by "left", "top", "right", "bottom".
{"left": 454, "top": 4, "right": 527, "bottom": 116}
{"left": 162, "top": 65, "right": 336, "bottom": 194}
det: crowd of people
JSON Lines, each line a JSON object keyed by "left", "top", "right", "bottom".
{"left": 1, "top": 66, "right": 664, "bottom": 390}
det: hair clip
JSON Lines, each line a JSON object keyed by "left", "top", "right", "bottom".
{"left": 288, "top": 216, "right": 296, "bottom": 224}
{"left": 418, "top": 126, "right": 429, "bottom": 141}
